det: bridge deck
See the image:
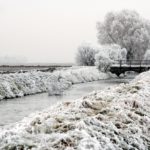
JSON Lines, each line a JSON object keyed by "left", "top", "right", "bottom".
{"left": 110, "top": 60, "right": 150, "bottom": 76}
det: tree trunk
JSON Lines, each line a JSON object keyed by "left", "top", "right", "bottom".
{"left": 127, "top": 49, "right": 133, "bottom": 61}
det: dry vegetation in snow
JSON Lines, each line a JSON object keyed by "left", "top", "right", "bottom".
{"left": 0, "top": 71, "right": 149, "bottom": 149}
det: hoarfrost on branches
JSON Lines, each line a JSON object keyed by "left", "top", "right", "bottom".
{"left": 76, "top": 43, "right": 99, "bottom": 66}
{"left": 143, "top": 49, "right": 150, "bottom": 60}
{"left": 95, "top": 51, "right": 112, "bottom": 72}
{"left": 97, "top": 10, "right": 150, "bottom": 60}
{"left": 95, "top": 44, "right": 127, "bottom": 72}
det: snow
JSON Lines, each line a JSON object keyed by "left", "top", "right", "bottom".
{"left": 97, "top": 10, "right": 150, "bottom": 60}
{"left": 0, "top": 70, "right": 150, "bottom": 149}
{"left": 95, "top": 44, "right": 127, "bottom": 72}
{"left": 0, "top": 67, "right": 110, "bottom": 100}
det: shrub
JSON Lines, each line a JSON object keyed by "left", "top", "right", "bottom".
{"left": 76, "top": 43, "right": 99, "bottom": 66}
{"left": 95, "top": 44, "right": 127, "bottom": 72}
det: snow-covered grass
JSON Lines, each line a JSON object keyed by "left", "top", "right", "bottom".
{"left": 0, "top": 71, "right": 150, "bottom": 149}
{"left": 0, "top": 67, "right": 110, "bottom": 100}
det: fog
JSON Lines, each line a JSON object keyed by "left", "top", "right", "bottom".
{"left": 0, "top": 0, "right": 150, "bottom": 63}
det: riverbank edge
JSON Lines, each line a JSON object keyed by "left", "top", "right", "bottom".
{"left": 0, "top": 66, "right": 113, "bottom": 100}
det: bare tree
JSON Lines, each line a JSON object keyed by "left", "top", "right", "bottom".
{"left": 97, "top": 10, "right": 150, "bottom": 60}
{"left": 76, "top": 43, "right": 98, "bottom": 66}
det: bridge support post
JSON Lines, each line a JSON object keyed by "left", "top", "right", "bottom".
{"left": 119, "top": 60, "right": 122, "bottom": 75}
{"left": 139, "top": 60, "right": 142, "bottom": 73}
{"left": 129, "top": 60, "right": 131, "bottom": 71}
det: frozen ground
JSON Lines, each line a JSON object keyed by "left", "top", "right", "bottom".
{"left": 0, "top": 67, "right": 110, "bottom": 100}
{"left": 0, "top": 71, "right": 149, "bottom": 149}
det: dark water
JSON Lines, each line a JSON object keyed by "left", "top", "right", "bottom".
{"left": 0, "top": 78, "right": 131, "bottom": 126}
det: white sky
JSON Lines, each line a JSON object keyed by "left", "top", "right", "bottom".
{"left": 0, "top": 0, "right": 150, "bottom": 63}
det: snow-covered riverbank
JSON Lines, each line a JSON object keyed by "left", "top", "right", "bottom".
{"left": 0, "top": 71, "right": 150, "bottom": 149}
{"left": 0, "top": 67, "right": 110, "bottom": 100}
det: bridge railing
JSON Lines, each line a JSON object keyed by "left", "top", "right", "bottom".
{"left": 113, "top": 60, "right": 150, "bottom": 67}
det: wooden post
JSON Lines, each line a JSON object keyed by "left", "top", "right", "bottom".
{"left": 119, "top": 60, "right": 122, "bottom": 68}
{"left": 146, "top": 60, "right": 148, "bottom": 66}
{"left": 140, "top": 60, "right": 141, "bottom": 72}
{"left": 129, "top": 60, "right": 131, "bottom": 71}
{"left": 119, "top": 60, "right": 122, "bottom": 75}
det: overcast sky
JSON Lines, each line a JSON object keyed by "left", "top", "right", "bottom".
{"left": 0, "top": 0, "right": 150, "bottom": 63}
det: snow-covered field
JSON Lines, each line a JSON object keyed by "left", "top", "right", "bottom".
{"left": 0, "top": 67, "right": 110, "bottom": 100}
{"left": 0, "top": 71, "right": 150, "bottom": 149}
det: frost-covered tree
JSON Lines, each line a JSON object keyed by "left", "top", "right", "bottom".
{"left": 120, "top": 48, "right": 127, "bottom": 61}
{"left": 107, "top": 44, "right": 127, "bottom": 61}
{"left": 98, "top": 44, "right": 127, "bottom": 61}
{"left": 76, "top": 43, "right": 99, "bottom": 66}
{"left": 95, "top": 52, "right": 112, "bottom": 72}
{"left": 97, "top": 10, "right": 150, "bottom": 60}
{"left": 143, "top": 49, "right": 150, "bottom": 60}
{"left": 142, "top": 49, "right": 150, "bottom": 64}
{"left": 95, "top": 44, "right": 127, "bottom": 72}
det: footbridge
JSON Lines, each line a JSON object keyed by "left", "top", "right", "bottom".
{"left": 110, "top": 60, "right": 150, "bottom": 76}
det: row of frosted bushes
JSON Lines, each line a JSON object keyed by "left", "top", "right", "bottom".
{"left": 0, "top": 67, "right": 110, "bottom": 100}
